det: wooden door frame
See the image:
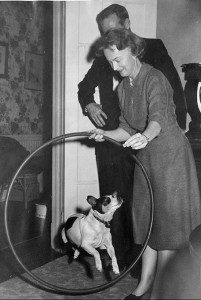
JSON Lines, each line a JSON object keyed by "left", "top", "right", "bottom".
{"left": 51, "top": 1, "right": 66, "bottom": 249}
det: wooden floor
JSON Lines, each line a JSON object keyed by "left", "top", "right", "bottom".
{"left": 1, "top": 200, "right": 201, "bottom": 299}
{"left": 0, "top": 200, "right": 62, "bottom": 284}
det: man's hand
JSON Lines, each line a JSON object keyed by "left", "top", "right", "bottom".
{"left": 86, "top": 103, "right": 107, "bottom": 127}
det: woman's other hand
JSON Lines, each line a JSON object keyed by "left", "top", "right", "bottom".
{"left": 123, "top": 133, "right": 149, "bottom": 149}
{"left": 88, "top": 129, "right": 105, "bottom": 142}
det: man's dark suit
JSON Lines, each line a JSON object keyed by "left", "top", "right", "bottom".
{"left": 78, "top": 38, "right": 187, "bottom": 269}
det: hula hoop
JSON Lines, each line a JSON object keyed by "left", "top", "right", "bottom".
{"left": 4, "top": 131, "right": 154, "bottom": 295}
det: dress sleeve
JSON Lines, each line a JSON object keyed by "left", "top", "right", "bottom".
{"left": 119, "top": 114, "right": 136, "bottom": 136}
{"left": 152, "top": 40, "right": 187, "bottom": 129}
{"left": 147, "top": 71, "right": 174, "bottom": 131}
{"left": 144, "top": 39, "right": 186, "bottom": 129}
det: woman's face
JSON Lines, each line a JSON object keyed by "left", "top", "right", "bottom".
{"left": 104, "top": 45, "right": 136, "bottom": 78}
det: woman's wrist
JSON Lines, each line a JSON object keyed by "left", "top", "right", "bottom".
{"left": 141, "top": 133, "right": 150, "bottom": 143}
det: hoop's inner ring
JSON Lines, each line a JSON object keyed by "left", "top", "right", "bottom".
{"left": 4, "top": 131, "right": 154, "bottom": 295}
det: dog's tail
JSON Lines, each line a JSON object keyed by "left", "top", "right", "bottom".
{"left": 61, "top": 227, "right": 68, "bottom": 243}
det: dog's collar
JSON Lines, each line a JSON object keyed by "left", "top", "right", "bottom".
{"left": 92, "top": 212, "right": 110, "bottom": 228}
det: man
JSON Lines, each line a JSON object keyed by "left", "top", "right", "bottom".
{"left": 78, "top": 4, "right": 187, "bottom": 270}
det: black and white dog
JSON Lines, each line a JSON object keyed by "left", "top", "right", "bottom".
{"left": 61, "top": 191, "right": 123, "bottom": 274}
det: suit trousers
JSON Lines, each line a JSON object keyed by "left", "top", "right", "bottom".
{"left": 96, "top": 142, "right": 135, "bottom": 269}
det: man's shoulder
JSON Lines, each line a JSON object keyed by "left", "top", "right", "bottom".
{"left": 93, "top": 55, "right": 109, "bottom": 65}
{"left": 89, "top": 55, "right": 112, "bottom": 72}
{"left": 143, "top": 37, "right": 166, "bottom": 50}
{"left": 142, "top": 37, "right": 169, "bottom": 63}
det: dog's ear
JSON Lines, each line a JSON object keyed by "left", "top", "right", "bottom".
{"left": 112, "top": 190, "right": 121, "bottom": 196}
{"left": 112, "top": 191, "right": 118, "bottom": 197}
{"left": 113, "top": 190, "right": 124, "bottom": 201}
{"left": 87, "top": 196, "right": 97, "bottom": 207}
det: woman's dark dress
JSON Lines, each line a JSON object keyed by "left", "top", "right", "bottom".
{"left": 118, "top": 63, "right": 201, "bottom": 250}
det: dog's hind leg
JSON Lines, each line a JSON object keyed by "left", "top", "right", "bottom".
{"left": 61, "top": 228, "right": 68, "bottom": 243}
{"left": 73, "top": 249, "right": 80, "bottom": 259}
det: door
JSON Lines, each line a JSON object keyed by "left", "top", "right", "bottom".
{"left": 52, "top": 0, "right": 157, "bottom": 248}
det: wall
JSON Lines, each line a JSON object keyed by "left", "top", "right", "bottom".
{"left": 0, "top": 2, "right": 51, "bottom": 135}
{"left": 156, "top": 0, "right": 201, "bottom": 88}
{"left": 156, "top": 0, "right": 201, "bottom": 129}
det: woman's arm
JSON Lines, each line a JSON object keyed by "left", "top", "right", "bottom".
{"left": 89, "top": 127, "right": 131, "bottom": 142}
{"left": 142, "top": 120, "right": 161, "bottom": 142}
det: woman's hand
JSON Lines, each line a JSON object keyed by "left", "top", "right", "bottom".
{"left": 123, "top": 133, "right": 149, "bottom": 150}
{"left": 88, "top": 128, "right": 105, "bottom": 142}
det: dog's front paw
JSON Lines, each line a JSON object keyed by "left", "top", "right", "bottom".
{"left": 73, "top": 249, "right": 80, "bottom": 259}
{"left": 112, "top": 264, "right": 120, "bottom": 274}
{"left": 95, "top": 261, "right": 103, "bottom": 272}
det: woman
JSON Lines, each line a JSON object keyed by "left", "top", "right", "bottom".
{"left": 89, "top": 28, "right": 201, "bottom": 299}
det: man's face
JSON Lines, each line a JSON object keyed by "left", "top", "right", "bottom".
{"left": 100, "top": 13, "right": 128, "bottom": 35}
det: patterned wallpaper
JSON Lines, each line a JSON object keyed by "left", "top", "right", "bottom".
{"left": 0, "top": 2, "right": 48, "bottom": 135}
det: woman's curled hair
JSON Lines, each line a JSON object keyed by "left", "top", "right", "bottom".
{"left": 96, "top": 28, "right": 146, "bottom": 60}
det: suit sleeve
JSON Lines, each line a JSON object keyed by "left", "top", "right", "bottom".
{"left": 77, "top": 57, "right": 104, "bottom": 115}
{"left": 145, "top": 39, "right": 187, "bottom": 129}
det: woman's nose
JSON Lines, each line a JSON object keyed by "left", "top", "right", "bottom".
{"left": 111, "top": 61, "right": 118, "bottom": 71}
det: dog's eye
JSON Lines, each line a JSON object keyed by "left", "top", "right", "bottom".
{"left": 103, "top": 197, "right": 111, "bottom": 206}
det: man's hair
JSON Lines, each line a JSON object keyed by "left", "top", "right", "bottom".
{"left": 96, "top": 28, "right": 145, "bottom": 59}
{"left": 96, "top": 4, "right": 129, "bottom": 35}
